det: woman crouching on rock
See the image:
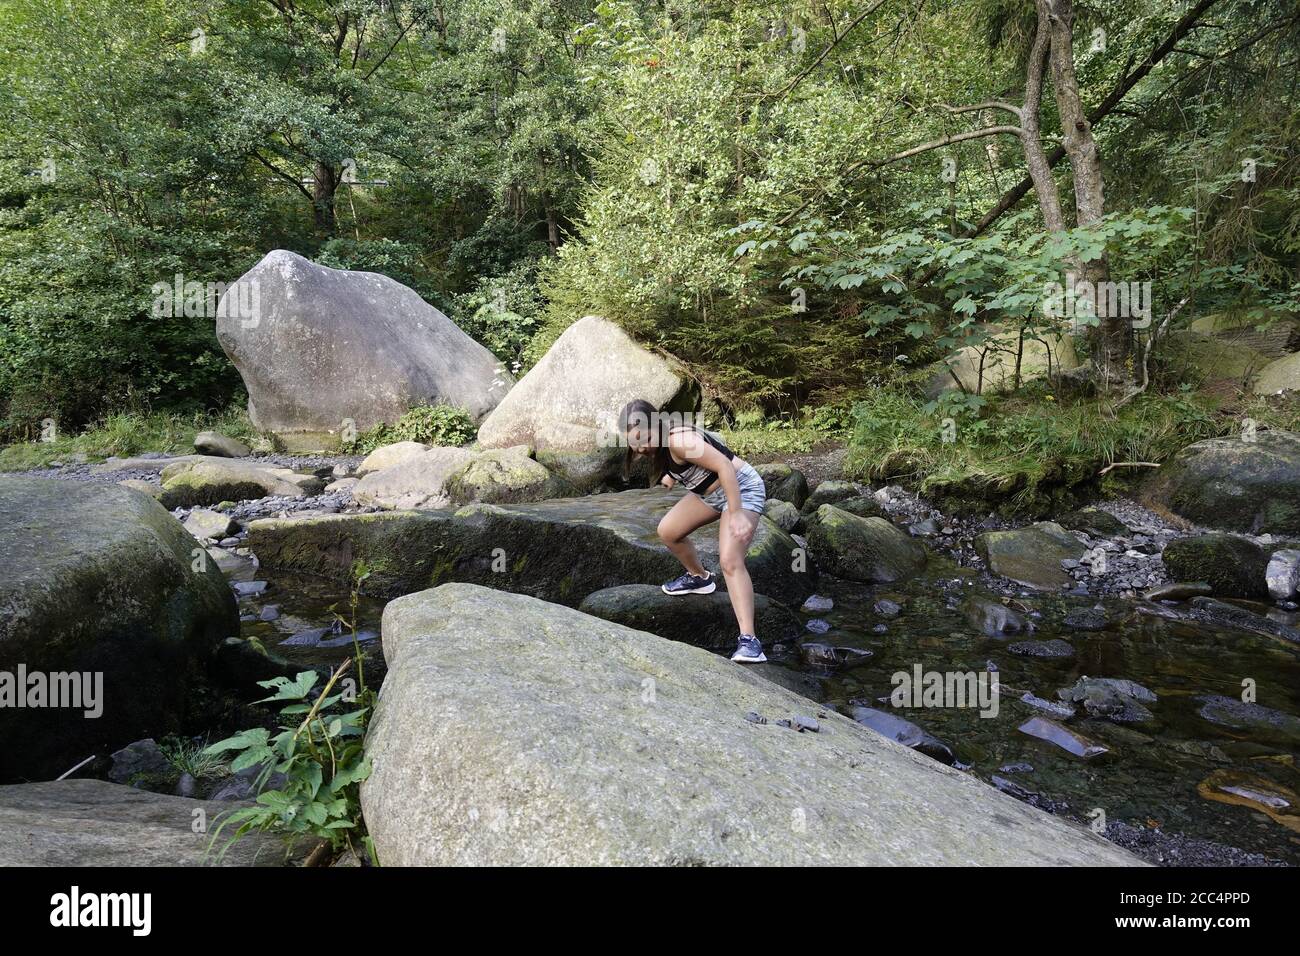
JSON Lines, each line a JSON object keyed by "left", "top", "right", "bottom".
{"left": 618, "top": 398, "right": 768, "bottom": 664}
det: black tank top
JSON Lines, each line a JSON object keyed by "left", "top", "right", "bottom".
{"left": 664, "top": 427, "right": 736, "bottom": 492}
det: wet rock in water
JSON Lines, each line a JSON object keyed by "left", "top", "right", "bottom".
{"left": 478, "top": 315, "right": 693, "bottom": 452}
{"left": 577, "top": 584, "right": 801, "bottom": 650}
{"left": 805, "top": 618, "right": 831, "bottom": 634}
{"left": 998, "top": 762, "right": 1034, "bottom": 774}
{"left": 1144, "top": 430, "right": 1300, "bottom": 535}
{"left": 1020, "top": 693, "right": 1076, "bottom": 720}
{"left": 217, "top": 250, "right": 509, "bottom": 452}
{"left": 1187, "top": 596, "right": 1300, "bottom": 643}
{"left": 193, "top": 430, "right": 251, "bottom": 458}
{"left": 764, "top": 498, "right": 802, "bottom": 533}
{"left": 0, "top": 477, "right": 238, "bottom": 782}
{"left": 183, "top": 508, "right": 239, "bottom": 541}
{"left": 873, "top": 598, "right": 903, "bottom": 618}
{"left": 961, "top": 596, "right": 1028, "bottom": 637}
{"left": 0, "top": 779, "right": 307, "bottom": 865}
{"left": 1161, "top": 533, "right": 1268, "bottom": 599}
{"left": 356, "top": 440, "right": 431, "bottom": 477}
{"left": 1018, "top": 716, "right": 1109, "bottom": 759}
{"left": 872, "top": 623, "right": 889, "bottom": 633}
{"left": 1196, "top": 769, "right": 1300, "bottom": 833}
{"left": 363, "top": 583, "right": 1140, "bottom": 864}
{"left": 1008, "top": 639, "right": 1075, "bottom": 659}
{"left": 806, "top": 505, "right": 927, "bottom": 583}
{"left": 1195, "top": 696, "right": 1300, "bottom": 748}
{"left": 1063, "top": 607, "right": 1109, "bottom": 631}
{"left": 975, "top": 522, "right": 1084, "bottom": 590}
{"left": 848, "top": 707, "right": 955, "bottom": 764}
{"left": 801, "top": 479, "right": 859, "bottom": 514}
{"left": 1057, "top": 506, "right": 1128, "bottom": 537}
{"left": 754, "top": 463, "right": 809, "bottom": 509}
{"left": 259, "top": 605, "right": 281, "bottom": 622}
{"left": 1057, "top": 677, "right": 1157, "bottom": 723}
{"left": 108, "top": 739, "right": 173, "bottom": 787}
{"left": 799, "top": 642, "right": 873, "bottom": 669}
{"left": 1143, "top": 581, "right": 1213, "bottom": 602}
{"left": 1265, "top": 548, "right": 1300, "bottom": 601}
{"left": 158, "top": 457, "right": 304, "bottom": 509}
{"left": 801, "top": 594, "right": 834, "bottom": 613}
{"left": 233, "top": 580, "right": 268, "bottom": 598}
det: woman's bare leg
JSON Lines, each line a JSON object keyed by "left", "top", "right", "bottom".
{"left": 657, "top": 494, "right": 720, "bottom": 577}
{"left": 719, "top": 508, "right": 761, "bottom": 635}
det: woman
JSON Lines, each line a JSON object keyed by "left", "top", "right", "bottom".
{"left": 619, "top": 399, "right": 769, "bottom": 663}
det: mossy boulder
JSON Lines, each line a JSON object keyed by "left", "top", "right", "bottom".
{"left": 249, "top": 487, "right": 815, "bottom": 606}
{"left": 0, "top": 477, "right": 238, "bottom": 782}
{"left": 801, "top": 479, "right": 860, "bottom": 514}
{"left": 443, "top": 446, "right": 570, "bottom": 504}
{"left": 805, "top": 505, "right": 927, "bottom": 583}
{"left": 754, "top": 463, "right": 809, "bottom": 509}
{"left": 1161, "top": 533, "right": 1267, "bottom": 599}
{"left": 577, "top": 584, "right": 802, "bottom": 650}
{"left": 352, "top": 446, "right": 474, "bottom": 510}
{"left": 158, "top": 457, "right": 303, "bottom": 509}
{"left": 974, "top": 522, "right": 1084, "bottom": 590}
{"left": 1057, "top": 506, "right": 1128, "bottom": 537}
{"left": 1145, "top": 431, "right": 1300, "bottom": 534}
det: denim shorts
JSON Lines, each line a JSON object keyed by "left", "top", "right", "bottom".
{"left": 697, "top": 463, "right": 767, "bottom": 515}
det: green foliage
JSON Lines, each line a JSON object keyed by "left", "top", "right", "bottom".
{"left": 343, "top": 404, "right": 477, "bottom": 455}
{"left": 450, "top": 260, "right": 545, "bottom": 372}
{"left": 845, "top": 384, "right": 1222, "bottom": 515}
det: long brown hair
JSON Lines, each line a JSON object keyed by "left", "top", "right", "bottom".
{"left": 618, "top": 398, "right": 671, "bottom": 485}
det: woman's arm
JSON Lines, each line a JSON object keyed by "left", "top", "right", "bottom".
{"left": 669, "top": 431, "right": 744, "bottom": 521}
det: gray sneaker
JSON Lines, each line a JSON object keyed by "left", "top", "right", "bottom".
{"left": 731, "top": 634, "right": 767, "bottom": 663}
{"left": 662, "top": 570, "right": 716, "bottom": 595}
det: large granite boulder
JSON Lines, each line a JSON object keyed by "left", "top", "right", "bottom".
{"left": 477, "top": 315, "right": 697, "bottom": 452}
{"left": 1161, "top": 534, "right": 1268, "bottom": 599}
{"left": 0, "top": 779, "right": 298, "bottom": 865}
{"left": 1144, "top": 431, "right": 1300, "bottom": 534}
{"left": 975, "top": 522, "right": 1084, "bottom": 590}
{"left": 216, "top": 250, "right": 511, "bottom": 451}
{"left": 805, "top": 505, "right": 927, "bottom": 583}
{"left": 360, "top": 583, "right": 1142, "bottom": 866}
{"left": 925, "top": 329, "right": 1079, "bottom": 397}
{"left": 248, "top": 487, "right": 815, "bottom": 606}
{"left": 355, "top": 440, "right": 431, "bottom": 476}
{"left": 352, "top": 445, "right": 568, "bottom": 509}
{"left": 0, "top": 478, "right": 238, "bottom": 781}
{"left": 351, "top": 446, "right": 475, "bottom": 510}
{"left": 577, "top": 584, "right": 802, "bottom": 649}
{"left": 1254, "top": 352, "right": 1300, "bottom": 395}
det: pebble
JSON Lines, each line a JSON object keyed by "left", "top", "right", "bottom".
{"left": 805, "top": 618, "right": 831, "bottom": 634}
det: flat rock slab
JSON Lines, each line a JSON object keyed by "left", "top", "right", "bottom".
{"left": 578, "top": 584, "right": 802, "bottom": 649}
{"left": 976, "top": 522, "right": 1084, "bottom": 590}
{"left": 0, "top": 779, "right": 299, "bottom": 866}
{"left": 360, "top": 583, "right": 1143, "bottom": 866}
{"left": 250, "top": 487, "right": 815, "bottom": 606}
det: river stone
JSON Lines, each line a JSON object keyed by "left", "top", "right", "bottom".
{"left": 831, "top": 495, "right": 886, "bottom": 519}
{"left": 1057, "top": 506, "right": 1128, "bottom": 537}
{"left": 215, "top": 250, "right": 510, "bottom": 451}
{"left": 961, "top": 596, "right": 1028, "bottom": 637}
{"left": 1161, "top": 533, "right": 1267, "bottom": 599}
{"left": 848, "top": 707, "right": 955, "bottom": 764}
{"left": 249, "top": 487, "right": 815, "bottom": 606}
{"left": 443, "top": 446, "right": 569, "bottom": 504}
{"left": 577, "top": 585, "right": 801, "bottom": 650}
{"left": 1195, "top": 695, "right": 1300, "bottom": 748}
{"left": 1265, "top": 548, "right": 1300, "bottom": 600}
{"left": 0, "top": 779, "right": 299, "bottom": 865}
{"left": 1144, "top": 431, "right": 1300, "bottom": 534}
{"left": 477, "top": 315, "right": 696, "bottom": 452}
{"left": 352, "top": 446, "right": 475, "bottom": 509}
{"left": 184, "top": 508, "right": 238, "bottom": 541}
{"left": 325, "top": 476, "right": 359, "bottom": 494}
{"left": 1143, "top": 581, "right": 1213, "bottom": 602}
{"left": 801, "top": 479, "right": 859, "bottom": 513}
{"left": 193, "top": 430, "right": 251, "bottom": 458}
{"left": 1008, "top": 638, "right": 1074, "bottom": 659}
{"left": 108, "top": 738, "right": 173, "bottom": 786}
{"left": 0, "top": 478, "right": 238, "bottom": 782}
{"left": 1196, "top": 769, "right": 1300, "bottom": 831}
{"left": 806, "top": 505, "right": 927, "bottom": 583}
{"left": 356, "top": 440, "right": 430, "bottom": 476}
{"left": 93, "top": 454, "right": 202, "bottom": 475}
{"left": 799, "top": 641, "right": 873, "bottom": 668}
{"left": 975, "top": 522, "right": 1084, "bottom": 590}
{"left": 1187, "top": 596, "right": 1300, "bottom": 643}
{"left": 158, "top": 457, "right": 304, "bottom": 509}
{"left": 1018, "top": 717, "right": 1109, "bottom": 759}
{"left": 764, "top": 499, "right": 801, "bottom": 532}
{"left": 1057, "top": 677, "right": 1157, "bottom": 723}
{"left": 361, "top": 583, "right": 1140, "bottom": 865}
{"left": 754, "top": 463, "right": 809, "bottom": 508}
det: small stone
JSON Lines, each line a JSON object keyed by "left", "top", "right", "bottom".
{"left": 873, "top": 598, "right": 902, "bottom": 617}
{"left": 800, "top": 594, "right": 834, "bottom": 613}
{"left": 258, "top": 605, "right": 281, "bottom": 622}
{"left": 805, "top": 618, "right": 831, "bottom": 634}
{"left": 792, "top": 715, "right": 820, "bottom": 733}
{"left": 872, "top": 623, "right": 888, "bottom": 634}
{"left": 744, "top": 711, "right": 767, "bottom": 724}
{"left": 233, "top": 580, "right": 268, "bottom": 598}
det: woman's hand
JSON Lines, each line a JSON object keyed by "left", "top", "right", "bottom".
{"left": 660, "top": 473, "right": 676, "bottom": 489}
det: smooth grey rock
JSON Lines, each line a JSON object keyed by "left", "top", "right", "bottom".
{"left": 962, "top": 596, "right": 1028, "bottom": 637}
{"left": 0, "top": 478, "right": 238, "bottom": 782}
{"left": 216, "top": 250, "right": 510, "bottom": 450}
{"left": 848, "top": 707, "right": 955, "bottom": 764}
{"left": 801, "top": 480, "right": 859, "bottom": 514}
{"left": 360, "top": 583, "right": 1141, "bottom": 865}
{"left": 158, "top": 457, "right": 304, "bottom": 509}
{"left": 108, "top": 739, "right": 173, "bottom": 786}
{"left": 193, "top": 430, "right": 251, "bottom": 458}
{"left": 1265, "top": 548, "right": 1300, "bottom": 601}
{"left": 356, "top": 441, "right": 431, "bottom": 476}
{"left": 1195, "top": 695, "right": 1300, "bottom": 747}
{"left": 764, "top": 499, "right": 802, "bottom": 533}
{"left": 0, "top": 779, "right": 299, "bottom": 865}
{"left": 1018, "top": 717, "right": 1109, "bottom": 759}
{"left": 975, "top": 523, "right": 1084, "bottom": 590}
{"left": 1057, "top": 677, "right": 1157, "bottom": 723}
{"left": 352, "top": 446, "right": 474, "bottom": 510}
{"left": 1143, "top": 581, "right": 1214, "bottom": 602}
{"left": 184, "top": 508, "right": 238, "bottom": 541}
{"left": 477, "top": 315, "right": 694, "bottom": 452}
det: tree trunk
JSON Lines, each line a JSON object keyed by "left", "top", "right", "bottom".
{"left": 1019, "top": 12, "right": 1066, "bottom": 234}
{"left": 312, "top": 161, "right": 338, "bottom": 238}
{"left": 1040, "top": 0, "right": 1130, "bottom": 385}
